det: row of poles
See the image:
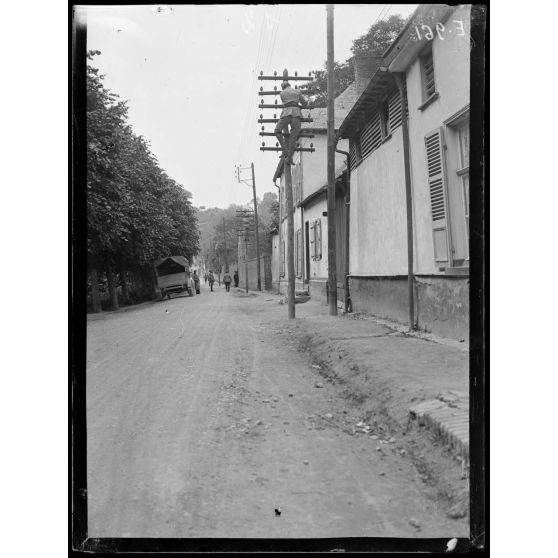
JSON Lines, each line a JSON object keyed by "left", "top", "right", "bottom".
{"left": 256, "top": 4, "right": 337, "bottom": 319}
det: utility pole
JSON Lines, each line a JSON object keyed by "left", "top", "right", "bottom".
{"left": 257, "top": 68, "right": 315, "bottom": 319}
{"left": 236, "top": 163, "right": 262, "bottom": 291}
{"left": 326, "top": 4, "right": 337, "bottom": 316}
{"left": 223, "top": 217, "right": 228, "bottom": 270}
{"left": 235, "top": 208, "right": 255, "bottom": 293}
{"left": 251, "top": 162, "right": 261, "bottom": 291}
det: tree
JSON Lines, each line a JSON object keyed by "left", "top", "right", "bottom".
{"left": 86, "top": 51, "right": 199, "bottom": 311}
{"left": 350, "top": 14, "right": 408, "bottom": 56}
{"left": 299, "top": 14, "right": 408, "bottom": 107}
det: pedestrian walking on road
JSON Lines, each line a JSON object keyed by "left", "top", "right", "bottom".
{"left": 233, "top": 270, "right": 239, "bottom": 288}
{"left": 208, "top": 271, "right": 215, "bottom": 292}
{"left": 223, "top": 270, "right": 232, "bottom": 293}
{"left": 204, "top": 272, "right": 208, "bottom": 284}
{"left": 192, "top": 270, "right": 200, "bottom": 294}
{"left": 188, "top": 274, "right": 195, "bottom": 296}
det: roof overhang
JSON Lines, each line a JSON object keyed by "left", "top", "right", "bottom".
{"left": 337, "top": 68, "right": 394, "bottom": 139}
{"left": 338, "top": 4, "right": 457, "bottom": 139}
{"left": 387, "top": 4, "right": 455, "bottom": 72}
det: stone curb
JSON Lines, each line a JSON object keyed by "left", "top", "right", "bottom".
{"left": 409, "top": 398, "right": 469, "bottom": 460}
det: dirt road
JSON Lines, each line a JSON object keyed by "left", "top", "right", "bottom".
{"left": 86, "top": 284, "right": 468, "bottom": 538}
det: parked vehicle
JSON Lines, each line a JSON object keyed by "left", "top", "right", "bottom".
{"left": 153, "top": 256, "right": 192, "bottom": 300}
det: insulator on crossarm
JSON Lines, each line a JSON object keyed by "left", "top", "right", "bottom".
{"left": 260, "top": 70, "right": 263, "bottom": 76}
{"left": 309, "top": 72, "right": 312, "bottom": 76}
{"left": 274, "top": 113, "right": 276, "bottom": 119}
{"left": 295, "top": 71, "right": 298, "bottom": 77}
{"left": 261, "top": 126, "right": 265, "bottom": 131}
{"left": 260, "top": 86, "right": 263, "bottom": 91}
{"left": 276, "top": 142, "right": 279, "bottom": 147}
{"left": 260, "top": 114, "right": 263, "bottom": 119}
{"left": 274, "top": 85, "right": 277, "bottom": 91}
{"left": 262, "top": 142, "right": 265, "bottom": 147}
{"left": 310, "top": 143, "right": 314, "bottom": 148}
{"left": 274, "top": 99, "right": 278, "bottom": 104}
{"left": 274, "top": 70, "right": 277, "bottom": 76}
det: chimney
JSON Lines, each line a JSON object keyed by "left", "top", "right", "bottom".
{"left": 351, "top": 54, "right": 384, "bottom": 83}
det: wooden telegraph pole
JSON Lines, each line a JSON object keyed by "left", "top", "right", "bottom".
{"left": 284, "top": 153, "right": 296, "bottom": 318}
{"left": 251, "top": 162, "right": 261, "bottom": 291}
{"left": 236, "top": 208, "right": 254, "bottom": 293}
{"left": 326, "top": 4, "right": 337, "bottom": 316}
{"left": 223, "top": 217, "right": 228, "bottom": 270}
{"left": 257, "top": 68, "right": 315, "bottom": 319}
{"left": 236, "top": 164, "right": 262, "bottom": 291}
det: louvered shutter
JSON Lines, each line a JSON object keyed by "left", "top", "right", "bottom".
{"left": 425, "top": 129, "right": 450, "bottom": 266}
{"left": 316, "top": 219, "right": 322, "bottom": 260}
{"left": 423, "top": 51, "right": 436, "bottom": 98}
{"left": 309, "top": 221, "right": 315, "bottom": 260}
{"left": 388, "top": 88, "right": 403, "bottom": 132}
{"left": 360, "top": 113, "right": 382, "bottom": 159}
{"left": 349, "top": 142, "right": 357, "bottom": 170}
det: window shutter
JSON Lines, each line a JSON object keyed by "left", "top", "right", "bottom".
{"left": 349, "top": 141, "right": 357, "bottom": 170}
{"left": 425, "top": 128, "right": 450, "bottom": 267}
{"left": 310, "top": 221, "right": 316, "bottom": 260}
{"left": 423, "top": 50, "right": 436, "bottom": 98}
{"left": 316, "top": 219, "right": 322, "bottom": 260}
{"left": 296, "top": 229, "right": 303, "bottom": 277}
{"left": 360, "top": 112, "right": 382, "bottom": 159}
{"left": 388, "top": 88, "right": 403, "bottom": 132}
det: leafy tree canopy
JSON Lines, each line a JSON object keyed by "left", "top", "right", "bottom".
{"left": 300, "top": 14, "right": 408, "bottom": 107}
{"left": 86, "top": 51, "right": 199, "bottom": 270}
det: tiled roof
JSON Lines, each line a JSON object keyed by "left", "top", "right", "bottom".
{"left": 302, "top": 78, "right": 372, "bottom": 131}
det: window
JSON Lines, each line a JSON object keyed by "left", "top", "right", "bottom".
{"left": 425, "top": 112, "right": 470, "bottom": 270}
{"left": 457, "top": 124, "right": 470, "bottom": 243}
{"left": 419, "top": 45, "right": 438, "bottom": 108}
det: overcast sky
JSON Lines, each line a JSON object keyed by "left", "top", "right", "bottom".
{"left": 81, "top": 4, "right": 417, "bottom": 209}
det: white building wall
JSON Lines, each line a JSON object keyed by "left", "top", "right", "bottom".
{"left": 350, "top": 127, "right": 407, "bottom": 275}
{"left": 303, "top": 197, "right": 328, "bottom": 280}
{"left": 406, "top": 4, "right": 471, "bottom": 273}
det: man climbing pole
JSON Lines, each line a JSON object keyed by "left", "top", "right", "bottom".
{"left": 274, "top": 80, "right": 308, "bottom": 165}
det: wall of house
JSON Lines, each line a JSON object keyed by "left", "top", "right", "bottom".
{"left": 238, "top": 255, "right": 272, "bottom": 291}
{"left": 302, "top": 195, "right": 328, "bottom": 280}
{"left": 406, "top": 4, "right": 471, "bottom": 273}
{"left": 296, "top": 135, "right": 348, "bottom": 199}
{"left": 349, "top": 274, "right": 469, "bottom": 341}
{"left": 350, "top": 127, "right": 407, "bottom": 275}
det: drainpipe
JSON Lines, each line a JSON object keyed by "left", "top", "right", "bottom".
{"left": 335, "top": 140, "right": 352, "bottom": 313}
{"left": 393, "top": 73, "right": 415, "bottom": 330}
